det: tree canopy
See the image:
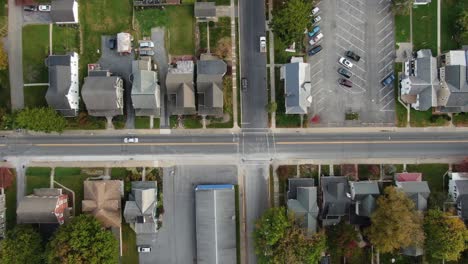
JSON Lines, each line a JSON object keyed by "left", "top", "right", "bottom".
{"left": 326, "top": 221, "right": 360, "bottom": 259}
{"left": 366, "top": 186, "right": 425, "bottom": 253}
{"left": 457, "top": 10, "right": 468, "bottom": 45}
{"left": 391, "top": 0, "right": 414, "bottom": 15}
{"left": 0, "top": 225, "right": 44, "bottom": 264}
{"left": 16, "top": 107, "right": 67, "bottom": 133}
{"left": 270, "top": 0, "right": 311, "bottom": 46}
{"left": 424, "top": 209, "right": 468, "bottom": 261}
{"left": 46, "top": 214, "right": 119, "bottom": 264}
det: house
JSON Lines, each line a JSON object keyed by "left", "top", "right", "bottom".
{"left": 448, "top": 172, "right": 468, "bottom": 221}
{"left": 82, "top": 180, "right": 122, "bottom": 228}
{"left": 286, "top": 178, "right": 319, "bottom": 234}
{"left": 45, "top": 52, "right": 79, "bottom": 116}
{"left": 395, "top": 172, "right": 422, "bottom": 182}
{"left": 349, "top": 181, "right": 380, "bottom": 222}
{"left": 396, "top": 181, "right": 430, "bottom": 211}
{"left": 400, "top": 49, "right": 439, "bottom": 111}
{"left": 117, "top": 32, "right": 133, "bottom": 54}
{"left": 413, "top": 0, "right": 431, "bottom": 5}
{"left": 51, "top": 0, "right": 79, "bottom": 24}
{"left": 281, "top": 62, "right": 312, "bottom": 114}
{"left": 17, "top": 188, "right": 70, "bottom": 225}
{"left": 81, "top": 69, "right": 124, "bottom": 117}
{"left": 195, "top": 184, "right": 236, "bottom": 264}
{"left": 321, "top": 176, "right": 351, "bottom": 226}
{"left": 124, "top": 181, "right": 158, "bottom": 234}
{"left": 131, "top": 59, "right": 160, "bottom": 117}
{"left": 166, "top": 60, "right": 196, "bottom": 115}
{"left": 437, "top": 49, "right": 468, "bottom": 113}
{"left": 196, "top": 55, "right": 227, "bottom": 116}
{"left": 194, "top": 2, "right": 216, "bottom": 20}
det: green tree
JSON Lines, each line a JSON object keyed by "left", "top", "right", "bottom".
{"left": 456, "top": 10, "right": 468, "bottom": 44}
{"left": 326, "top": 221, "right": 359, "bottom": 259}
{"left": 46, "top": 214, "right": 119, "bottom": 264}
{"left": 0, "top": 225, "right": 44, "bottom": 264}
{"left": 16, "top": 107, "right": 66, "bottom": 133}
{"left": 366, "top": 186, "right": 425, "bottom": 253}
{"left": 424, "top": 209, "right": 468, "bottom": 261}
{"left": 265, "top": 102, "right": 277, "bottom": 113}
{"left": 270, "top": 0, "right": 311, "bottom": 46}
{"left": 273, "top": 226, "right": 326, "bottom": 264}
{"left": 391, "top": 0, "right": 414, "bottom": 15}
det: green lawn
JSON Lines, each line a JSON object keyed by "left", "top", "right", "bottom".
{"left": 135, "top": 8, "right": 169, "bottom": 37}
{"left": 199, "top": 22, "right": 208, "bottom": 51}
{"left": 135, "top": 116, "right": 150, "bottom": 129}
{"left": 275, "top": 68, "right": 301, "bottom": 127}
{"left": 412, "top": 2, "right": 438, "bottom": 55}
{"left": 183, "top": 115, "right": 203, "bottom": 128}
{"left": 406, "top": 164, "right": 448, "bottom": 193}
{"left": 65, "top": 115, "right": 107, "bottom": 130}
{"left": 441, "top": 0, "right": 467, "bottom": 52}
{"left": 121, "top": 223, "right": 138, "bottom": 264}
{"left": 394, "top": 63, "right": 408, "bottom": 127}
{"left": 5, "top": 170, "right": 16, "bottom": 229}
{"left": 22, "top": 25, "right": 50, "bottom": 84}
{"left": 25, "top": 167, "right": 51, "bottom": 195}
{"left": 24, "top": 86, "right": 48, "bottom": 108}
{"left": 207, "top": 76, "right": 233, "bottom": 128}
{"left": 209, "top": 17, "right": 231, "bottom": 49}
{"left": 276, "top": 165, "right": 297, "bottom": 206}
{"left": 113, "top": 116, "right": 126, "bottom": 129}
{"left": 410, "top": 109, "right": 449, "bottom": 127}
{"left": 52, "top": 25, "right": 80, "bottom": 55}
{"left": 54, "top": 168, "right": 92, "bottom": 214}
{"left": 394, "top": 13, "right": 411, "bottom": 43}
{"left": 273, "top": 34, "right": 304, "bottom": 64}
{"left": 111, "top": 168, "right": 127, "bottom": 180}
{"left": 0, "top": 69, "right": 10, "bottom": 109}
{"left": 453, "top": 113, "right": 468, "bottom": 127}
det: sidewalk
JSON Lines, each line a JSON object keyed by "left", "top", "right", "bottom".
{"left": 267, "top": 0, "right": 276, "bottom": 128}
{"left": 230, "top": 0, "right": 239, "bottom": 129}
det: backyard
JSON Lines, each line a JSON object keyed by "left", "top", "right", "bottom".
{"left": 394, "top": 13, "right": 410, "bottom": 43}
{"left": 412, "top": 2, "right": 438, "bottom": 55}
{"left": 25, "top": 167, "right": 51, "bottom": 195}
{"left": 441, "top": 0, "right": 467, "bottom": 52}
{"left": 22, "top": 25, "right": 49, "bottom": 84}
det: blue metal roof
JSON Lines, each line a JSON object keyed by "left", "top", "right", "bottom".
{"left": 195, "top": 184, "right": 234, "bottom": 191}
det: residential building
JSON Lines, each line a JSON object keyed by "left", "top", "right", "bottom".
{"left": 131, "top": 59, "right": 160, "bottom": 117}
{"left": 195, "top": 184, "right": 236, "bottom": 264}
{"left": 117, "top": 32, "right": 133, "bottom": 54}
{"left": 194, "top": 2, "right": 216, "bottom": 20}
{"left": 17, "top": 188, "right": 70, "bottom": 225}
{"left": 45, "top": 52, "right": 79, "bottom": 116}
{"left": 401, "top": 49, "right": 439, "bottom": 111}
{"left": 81, "top": 69, "right": 124, "bottom": 117}
{"left": 321, "top": 176, "right": 351, "bottom": 226}
{"left": 437, "top": 49, "right": 468, "bottom": 113}
{"left": 51, "top": 0, "right": 79, "bottom": 24}
{"left": 286, "top": 178, "right": 319, "bottom": 234}
{"left": 281, "top": 61, "right": 312, "bottom": 114}
{"left": 395, "top": 172, "right": 422, "bottom": 182}
{"left": 0, "top": 188, "right": 5, "bottom": 239}
{"left": 124, "top": 181, "right": 158, "bottom": 234}
{"left": 448, "top": 172, "right": 468, "bottom": 221}
{"left": 349, "top": 181, "right": 379, "bottom": 221}
{"left": 166, "top": 60, "right": 196, "bottom": 115}
{"left": 196, "top": 55, "right": 227, "bottom": 116}
{"left": 82, "top": 180, "right": 122, "bottom": 228}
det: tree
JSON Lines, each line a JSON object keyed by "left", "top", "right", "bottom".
{"left": 214, "top": 37, "right": 232, "bottom": 60}
{"left": 424, "top": 209, "right": 468, "bottom": 261}
{"left": 0, "top": 42, "right": 8, "bottom": 70}
{"left": 16, "top": 107, "right": 67, "bottom": 133}
{"left": 270, "top": 0, "right": 311, "bottom": 46}
{"left": 46, "top": 214, "right": 119, "bottom": 264}
{"left": 265, "top": 102, "right": 277, "bottom": 113}
{"left": 391, "top": 0, "right": 414, "bottom": 16}
{"left": 326, "top": 221, "right": 359, "bottom": 259}
{"left": 0, "top": 226, "right": 44, "bottom": 264}
{"left": 366, "top": 186, "right": 425, "bottom": 253}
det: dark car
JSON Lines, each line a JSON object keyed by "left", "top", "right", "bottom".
{"left": 381, "top": 73, "right": 395, "bottom": 86}
{"left": 337, "top": 67, "right": 352, "bottom": 78}
{"left": 23, "top": 5, "right": 37, "bottom": 11}
{"left": 339, "top": 78, "right": 352, "bottom": 87}
{"left": 308, "top": 45, "right": 322, "bottom": 56}
{"left": 345, "top": 50, "right": 361, "bottom": 62}
{"left": 241, "top": 78, "right": 248, "bottom": 91}
{"left": 140, "top": 49, "right": 155, "bottom": 56}
{"left": 108, "top": 38, "right": 116, "bottom": 50}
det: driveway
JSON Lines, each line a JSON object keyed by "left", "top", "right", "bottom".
{"left": 151, "top": 28, "right": 168, "bottom": 128}
{"left": 139, "top": 165, "right": 238, "bottom": 264}
{"left": 307, "top": 0, "right": 395, "bottom": 126}
{"left": 23, "top": 10, "right": 52, "bottom": 25}
{"left": 8, "top": 0, "right": 24, "bottom": 109}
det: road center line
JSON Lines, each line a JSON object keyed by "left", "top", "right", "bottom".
{"left": 35, "top": 142, "right": 238, "bottom": 147}
{"left": 277, "top": 140, "right": 468, "bottom": 145}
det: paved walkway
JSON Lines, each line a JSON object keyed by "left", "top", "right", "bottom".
{"left": 8, "top": 0, "right": 24, "bottom": 110}
{"left": 230, "top": 0, "right": 239, "bottom": 128}
{"left": 151, "top": 27, "right": 169, "bottom": 128}
{"left": 267, "top": 0, "right": 276, "bottom": 128}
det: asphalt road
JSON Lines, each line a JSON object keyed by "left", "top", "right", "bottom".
{"left": 239, "top": 0, "right": 268, "bottom": 128}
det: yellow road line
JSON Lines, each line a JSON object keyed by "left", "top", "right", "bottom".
{"left": 35, "top": 142, "right": 237, "bottom": 147}
{"left": 277, "top": 140, "right": 468, "bottom": 145}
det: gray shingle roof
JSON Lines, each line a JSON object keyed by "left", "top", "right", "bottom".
{"left": 82, "top": 75, "right": 124, "bottom": 117}
{"left": 444, "top": 65, "right": 468, "bottom": 108}
{"left": 287, "top": 178, "right": 315, "bottom": 200}
{"left": 197, "top": 59, "right": 226, "bottom": 116}
{"left": 131, "top": 60, "right": 160, "bottom": 117}
{"left": 321, "top": 176, "right": 351, "bottom": 226}
{"left": 124, "top": 181, "right": 158, "bottom": 234}
{"left": 287, "top": 186, "right": 319, "bottom": 234}
{"left": 350, "top": 181, "right": 380, "bottom": 217}
{"left": 284, "top": 62, "right": 311, "bottom": 114}
{"left": 194, "top": 2, "right": 216, "bottom": 18}
{"left": 51, "top": 0, "right": 77, "bottom": 23}
{"left": 195, "top": 185, "right": 236, "bottom": 264}
{"left": 17, "top": 188, "right": 69, "bottom": 224}
{"left": 396, "top": 181, "right": 430, "bottom": 211}
{"left": 167, "top": 61, "right": 196, "bottom": 115}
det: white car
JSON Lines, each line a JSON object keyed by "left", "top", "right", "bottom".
{"left": 259, "top": 36, "right": 267, "bottom": 53}
{"left": 137, "top": 246, "right": 151, "bottom": 253}
{"left": 308, "top": 32, "right": 323, "bottom": 46}
{"left": 139, "top": 41, "right": 154, "bottom": 49}
{"left": 313, "top": 15, "right": 322, "bottom": 24}
{"left": 339, "top": 57, "right": 353, "bottom": 69}
{"left": 124, "top": 137, "right": 139, "bottom": 143}
{"left": 38, "top": 5, "right": 51, "bottom": 12}
{"left": 311, "top": 7, "right": 320, "bottom": 16}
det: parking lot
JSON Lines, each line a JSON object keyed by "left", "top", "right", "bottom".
{"left": 307, "top": 0, "right": 395, "bottom": 126}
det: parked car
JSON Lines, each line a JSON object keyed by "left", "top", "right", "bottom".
{"left": 139, "top": 41, "right": 154, "bottom": 49}
{"left": 309, "top": 32, "right": 324, "bottom": 46}
{"left": 259, "top": 36, "right": 267, "bottom": 53}
{"left": 339, "top": 57, "right": 353, "bottom": 68}
{"left": 108, "top": 38, "right": 116, "bottom": 50}
{"left": 381, "top": 73, "right": 395, "bottom": 86}
{"left": 337, "top": 67, "right": 352, "bottom": 78}
{"left": 311, "top": 7, "right": 320, "bottom": 16}
{"left": 140, "top": 49, "right": 155, "bottom": 56}
{"left": 124, "top": 137, "right": 139, "bottom": 143}
{"left": 137, "top": 246, "right": 151, "bottom": 253}
{"left": 308, "top": 45, "right": 322, "bottom": 56}
{"left": 339, "top": 78, "right": 353, "bottom": 87}
{"left": 313, "top": 15, "right": 322, "bottom": 24}
{"left": 38, "top": 5, "right": 51, "bottom": 12}
{"left": 345, "top": 50, "right": 361, "bottom": 62}
{"left": 23, "top": 5, "right": 37, "bottom": 11}
{"left": 307, "top": 26, "right": 320, "bottom": 38}
{"left": 241, "top": 78, "right": 248, "bottom": 91}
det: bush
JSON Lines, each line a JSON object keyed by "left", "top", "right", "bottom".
{"left": 16, "top": 107, "right": 66, "bottom": 133}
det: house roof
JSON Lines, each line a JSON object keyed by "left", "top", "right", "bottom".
{"left": 17, "top": 188, "right": 67, "bottom": 224}
{"left": 124, "top": 181, "right": 158, "bottom": 234}
{"left": 195, "top": 185, "right": 236, "bottom": 264}
{"left": 402, "top": 246, "right": 424, "bottom": 257}
{"left": 396, "top": 181, "right": 430, "bottom": 211}
{"left": 287, "top": 178, "right": 314, "bottom": 200}
{"left": 194, "top": 2, "right": 216, "bottom": 18}
{"left": 166, "top": 61, "right": 196, "bottom": 115}
{"left": 455, "top": 180, "right": 468, "bottom": 200}
{"left": 287, "top": 186, "right": 319, "bottom": 234}
{"left": 82, "top": 180, "right": 122, "bottom": 228}
{"left": 444, "top": 65, "right": 468, "bottom": 108}
{"left": 396, "top": 173, "right": 422, "bottom": 182}
{"left": 81, "top": 75, "right": 124, "bottom": 116}
{"left": 131, "top": 60, "right": 160, "bottom": 116}
{"left": 350, "top": 182, "right": 380, "bottom": 217}
{"left": 117, "top": 33, "right": 132, "bottom": 53}
{"left": 51, "top": 0, "right": 76, "bottom": 23}
{"left": 284, "top": 62, "right": 311, "bottom": 114}
{"left": 197, "top": 59, "right": 226, "bottom": 116}
{"left": 321, "top": 176, "right": 351, "bottom": 225}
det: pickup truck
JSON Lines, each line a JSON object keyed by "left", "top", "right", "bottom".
{"left": 259, "top": 36, "right": 267, "bottom": 53}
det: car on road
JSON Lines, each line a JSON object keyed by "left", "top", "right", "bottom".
{"left": 308, "top": 32, "right": 323, "bottom": 46}
{"left": 337, "top": 67, "right": 352, "bottom": 78}
{"left": 139, "top": 49, "right": 155, "bottom": 56}
{"left": 339, "top": 78, "right": 353, "bottom": 87}
{"left": 139, "top": 41, "right": 154, "bottom": 49}
{"left": 339, "top": 57, "right": 353, "bottom": 69}
{"left": 137, "top": 246, "right": 151, "bottom": 253}
{"left": 308, "top": 45, "right": 322, "bottom": 56}
{"left": 345, "top": 50, "right": 361, "bottom": 62}
{"left": 381, "top": 73, "right": 395, "bottom": 86}
{"left": 38, "top": 5, "right": 51, "bottom": 12}
{"left": 23, "top": 5, "right": 37, "bottom": 11}
{"left": 307, "top": 26, "right": 320, "bottom": 38}
{"left": 241, "top": 78, "right": 248, "bottom": 91}
{"left": 259, "top": 36, "right": 267, "bottom": 53}
{"left": 108, "top": 38, "right": 116, "bottom": 50}
{"left": 311, "top": 7, "right": 320, "bottom": 16}
{"left": 313, "top": 15, "right": 322, "bottom": 24}
{"left": 124, "top": 137, "right": 139, "bottom": 143}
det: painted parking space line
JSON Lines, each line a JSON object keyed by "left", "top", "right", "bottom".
{"left": 378, "top": 40, "right": 394, "bottom": 53}
{"left": 377, "top": 30, "right": 394, "bottom": 45}
{"left": 338, "top": 9, "right": 365, "bottom": 25}
{"left": 311, "top": 69, "right": 323, "bottom": 79}
{"left": 379, "top": 50, "right": 395, "bottom": 63}
{"left": 377, "top": 22, "right": 392, "bottom": 35}
{"left": 379, "top": 61, "right": 394, "bottom": 73}
{"left": 379, "top": 89, "right": 394, "bottom": 102}
{"left": 335, "top": 36, "right": 366, "bottom": 54}
{"left": 336, "top": 29, "right": 365, "bottom": 47}
{"left": 377, "top": 12, "right": 392, "bottom": 25}
{"left": 336, "top": 16, "right": 365, "bottom": 36}
{"left": 337, "top": 27, "right": 366, "bottom": 45}
{"left": 311, "top": 78, "right": 324, "bottom": 88}
{"left": 378, "top": 3, "right": 391, "bottom": 14}
{"left": 380, "top": 99, "right": 395, "bottom": 111}
{"left": 341, "top": 0, "right": 365, "bottom": 15}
